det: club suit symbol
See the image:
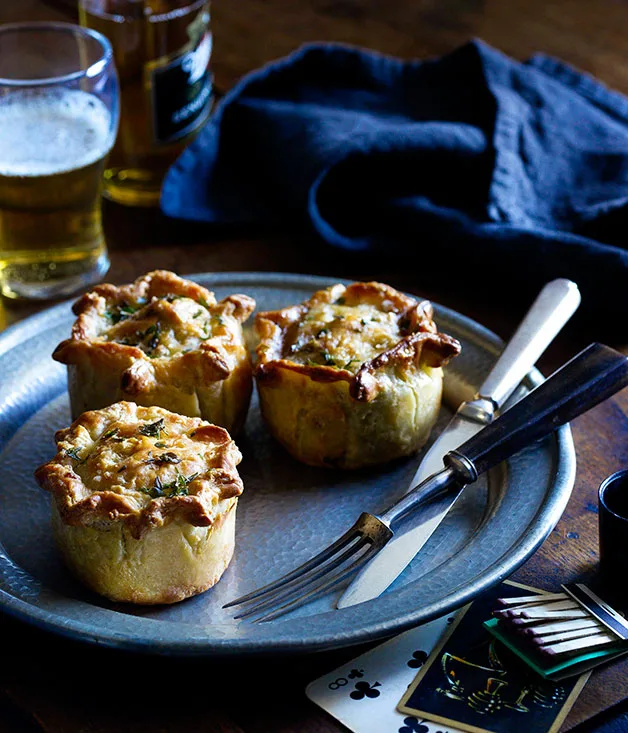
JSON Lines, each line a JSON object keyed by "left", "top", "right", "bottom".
{"left": 407, "top": 650, "right": 428, "bottom": 669}
{"left": 350, "top": 681, "right": 381, "bottom": 700}
{"left": 398, "top": 717, "right": 429, "bottom": 733}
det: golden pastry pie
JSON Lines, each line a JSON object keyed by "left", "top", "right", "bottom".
{"left": 53, "top": 270, "right": 255, "bottom": 434}
{"left": 255, "top": 281, "right": 461, "bottom": 469}
{"left": 35, "top": 402, "right": 243, "bottom": 604}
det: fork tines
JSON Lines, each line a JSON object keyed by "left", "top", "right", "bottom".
{"left": 223, "top": 512, "right": 393, "bottom": 622}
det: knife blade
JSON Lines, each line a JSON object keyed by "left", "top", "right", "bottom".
{"left": 337, "top": 278, "right": 581, "bottom": 609}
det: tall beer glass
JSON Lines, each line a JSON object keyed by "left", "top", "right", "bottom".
{"left": 0, "top": 23, "right": 119, "bottom": 300}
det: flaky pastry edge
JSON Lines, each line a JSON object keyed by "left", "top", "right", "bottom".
{"left": 255, "top": 281, "right": 461, "bottom": 401}
{"left": 35, "top": 405, "right": 244, "bottom": 540}
{"left": 52, "top": 270, "right": 256, "bottom": 387}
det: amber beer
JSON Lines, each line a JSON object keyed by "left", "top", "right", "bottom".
{"left": 79, "top": 0, "right": 213, "bottom": 206}
{"left": 0, "top": 89, "right": 115, "bottom": 299}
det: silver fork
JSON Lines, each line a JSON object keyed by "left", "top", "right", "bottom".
{"left": 224, "top": 343, "right": 628, "bottom": 622}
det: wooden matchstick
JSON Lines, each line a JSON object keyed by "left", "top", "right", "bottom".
{"left": 507, "top": 615, "right": 554, "bottom": 627}
{"left": 506, "top": 609, "right": 589, "bottom": 628}
{"left": 521, "top": 600, "right": 580, "bottom": 612}
{"left": 518, "top": 608, "right": 587, "bottom": 620}
{"left": 534, "top": 626, "right": 606, "bottom": 645}
{"left": 494, "top": 600, "right": 578, "bottom": 618}
{"left": 523, "top": 618, "right": 600, "bottom": 636}
{"left": 496, "top": 593, "right": 567, "bottom": 607}
{"left": 540, "top": 632, "right": 617, "bottom": 658}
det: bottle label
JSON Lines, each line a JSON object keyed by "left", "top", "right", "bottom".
{"left": 150, "top": 31, "right": 213, "bottom": 144}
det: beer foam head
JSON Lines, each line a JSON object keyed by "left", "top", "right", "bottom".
{"left": 0, "top": 89, "right": 115, "bottom": 177}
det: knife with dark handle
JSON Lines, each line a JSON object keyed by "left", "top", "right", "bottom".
{"left": 337, "top": 278, "right": 581, "bottom": 608}
{"left": 380, "top": 342, "right": 628, "bottom": 523}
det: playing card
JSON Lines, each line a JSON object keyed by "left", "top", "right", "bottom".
{"left": 398, "top": 582, "right": 589, "bottom": 733}
{"left": 306, "top": 614, "right": 462, "bottom": 733}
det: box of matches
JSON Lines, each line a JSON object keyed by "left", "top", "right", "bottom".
{"left": 483, "top": 584, "right": 628, "bottom": 680}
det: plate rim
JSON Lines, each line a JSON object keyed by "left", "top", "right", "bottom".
{"left": 0, "top": 271, "right": 576, "bottom": 655}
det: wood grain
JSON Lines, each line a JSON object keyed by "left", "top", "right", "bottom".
{"left": 208, "top": 0, "right": 628, "bottom": 96}
{"left": 2, "top": 0, "right": 628, "bottom": 731}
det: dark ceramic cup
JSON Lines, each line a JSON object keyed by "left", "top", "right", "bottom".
{"left": 599, "top": 469, "right": 628, "bottom": 605}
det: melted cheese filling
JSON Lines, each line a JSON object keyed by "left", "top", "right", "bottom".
{"left": 98, "top": 295, "right": 229, "bottom": 358}
{"left": 286, "top": 302, "right": 402, "bottom": 372}
{"left": 66, "top": 417, "right": 223, "bottom": 508}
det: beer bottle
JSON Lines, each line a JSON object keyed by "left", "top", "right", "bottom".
{"left": 79, "top": 0, "right": 213, "bottom": 207}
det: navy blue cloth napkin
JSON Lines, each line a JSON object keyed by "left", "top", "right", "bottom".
{"left": 162, "top": 40, "right": 628, "bottom": 320}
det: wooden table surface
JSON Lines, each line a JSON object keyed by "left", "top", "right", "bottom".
{"left": 1, "top": 1, "right": 628, "bottom": 731}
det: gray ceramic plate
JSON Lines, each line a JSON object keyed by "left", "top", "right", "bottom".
{"left": 0, "top": 272, "right": 575, "bottom": 656}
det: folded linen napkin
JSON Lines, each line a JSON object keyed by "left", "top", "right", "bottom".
{"left": 162, "top": 40, "right": 628, "bottom": 321}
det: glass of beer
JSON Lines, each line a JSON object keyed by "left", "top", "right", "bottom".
{"left": 0, "top": 22, "right": 119, "bottom": 300}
